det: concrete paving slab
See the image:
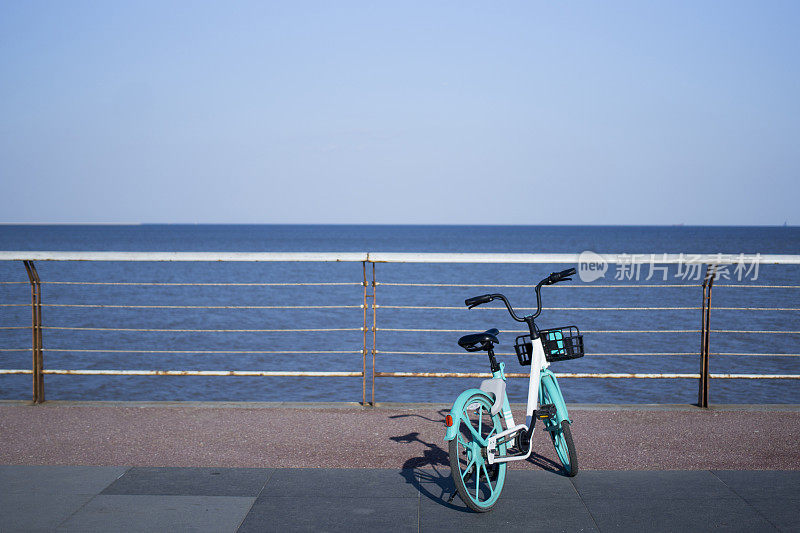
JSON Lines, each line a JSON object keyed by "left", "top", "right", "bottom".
{"left": 56, "top": 495, "right": 256, "bottom": 533}
{"left": 411, "top": 467, "right": 598, "bottom": 531}
{"left": 0, "top": 465, "right": 128, "bottom": 494}
{"left": 418, "top": 489, "right": 599, "bottom": 532}
{"left": 238, "top": 495, "right": 418, "bottom": 533}
{"left": 571, "top": 470, "right": 736, "bottom": 501}
{"left": 579, "top": 495, "right": 778, "bottom": 532}
{"left": 0, "top": 492, "right": 95, "bottom": 533}
{"left": 494, "top": 469, "right": 580, "bottom": 500}
{"left": 735, "top": 498, "right": 800, "bottom": 532}
{"left": 101, "top": 466, "right": 274, "bottom": 496}
{"left": 259, "top": 467, "right": 419, "bottom": 499}
{"left": 712, "top": 470, "right": 800, "bottom": 501}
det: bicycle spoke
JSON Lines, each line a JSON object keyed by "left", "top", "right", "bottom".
{"left": 481, "top": 465, "right": 494, "bottom": 497}
{"left": 461, "top": 457, "right": 476, "bottom": 481}
{"left": 462, "top": 417, "right": 483, "bottom": 443}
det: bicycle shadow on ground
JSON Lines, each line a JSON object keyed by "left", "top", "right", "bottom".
{"left": 392, "top": 431, "right": 569, "bottom": 511}
{"left": 391, "top": 431, "right": 469, "bottom": 512}
{"left": 387, "top": 409, "right": 449, "bottom": 424}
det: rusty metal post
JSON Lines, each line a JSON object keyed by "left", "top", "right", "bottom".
{"left": 698, "top": 264, "right": 716, "bottom": 408}
{"left": 362, "top": 261, "right": 368, "bottom": 405}
{"left": 371, "top": 262, "right": 377, "bottom": 405}
{"left": 23, "top": 260, "right": 44, "bottom": 403}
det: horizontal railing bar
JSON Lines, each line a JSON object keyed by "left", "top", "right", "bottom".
{"left": 714, "top": 307, "right": 800, "bottom": 311}
{"left": 2, "top": 280, "right": 790, "bottom": 289}
{"left": 43, "top": 349, "right": 361, "bottom": 354}
{"left": 375, "top": 351, "right": 698, "bottom": 356}
{"left": 713, "top": 284, "right": 800, "bottom": 288}
{"left": 376, "top": 305, "right": 701, "bottom": 311}
{"left": 711, "top": 352, "right": 800, "bottom": 357}
{"left": 2, "top": 304, "right": 362, "bottom": 309}
{"left": 375, "top": 328, "right": 702, "bottom": 334}
{"left": 6, "top": 280, "right": 795, "bottom": 289}
{"left": 377, "top": 350, "right": 799, "bottom": 357}
{"left": 374, "top": 372, "right": 800, "bottom": 379}
{"left": 0, "top": 369, "right": 362, "bottom": 377}
{"left": 711, "top": 330, "right": 800, "bottom": 334}
{"left": 709, "top": 374, "right": 800, "bottom": 379}
{"left": 0, "top": 348, "right": 28, "bottom": 352}
{"left": 4, "top": 369, "right": 798, "bottom": 379}
{"left": 378, "top": 305, "right": 799, "bottom": 311}
{"left": 38, "top": 281, "right": 362, "bottom": 286}
{"left": 3, "top": 251, "right": 800, "bottom": 264}
{"left": 378, "top": 283, "right": 699, "bottom": 288}
{"left": 0, "top": 251, "right": 370, "bottom": 262}
{"left": 3, "top": 304, "right": 797, "bottom": 311}
{"left": 374, "top": 372, "right": 703, "bottom": 378}
{"left": 39, "top": 327, "right": 363, "bottom": 333}
{"left": 375, "top": 328, "right": 797, "bottom": 334}
{"left": 379, "top": 283, "right": 800, "bottom": 288}
{"left": 366, "top": 253, "right": 800, "bottom": 264}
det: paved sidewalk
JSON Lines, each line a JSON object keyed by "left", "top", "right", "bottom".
{"left": 2, "top": 402, "right": 799, "bottom": 470}
{"left": 1, "top": 465, "right": 799, "bottom": 532}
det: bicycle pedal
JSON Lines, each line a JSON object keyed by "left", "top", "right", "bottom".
{"left": 534, "top": 403, "right": 557, "bottom": 422}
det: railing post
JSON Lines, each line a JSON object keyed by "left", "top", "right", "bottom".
{"left": 362, "top": 261, "right": 367, "bottom": 405}
{"left": 22, "top": 260, "right": 44, "bottom": 403}
{"left": 371, "top": 262, "right": 377, "bottom": 405}
{"left": 698, "top": 264, "right": 716, "bottom": 408}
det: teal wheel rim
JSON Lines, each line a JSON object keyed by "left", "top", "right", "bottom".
{"left": 540, "top": 376, "right": 572, "bottom": 469}
{"left": 451, "top": 392, "right": 506, "bottom": 509}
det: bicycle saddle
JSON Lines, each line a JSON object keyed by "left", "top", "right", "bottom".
{"left": 458, "top": 328, "right": 500, "bottom": 352}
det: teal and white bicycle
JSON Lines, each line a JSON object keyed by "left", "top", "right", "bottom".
{"left": 444, "top": 268, "right": 585, "bottom": 512}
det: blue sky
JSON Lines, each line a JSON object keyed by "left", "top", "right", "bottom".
{"left": 1, "top": 1, "right": 798, "bottom": 225}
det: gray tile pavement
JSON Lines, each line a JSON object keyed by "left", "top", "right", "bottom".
{"left": 1, "top": 465, "right": 798, "bottom": 532}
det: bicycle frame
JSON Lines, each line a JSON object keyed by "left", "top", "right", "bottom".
{"left": 444, "top": 334, "right": 571, "bottom": 465}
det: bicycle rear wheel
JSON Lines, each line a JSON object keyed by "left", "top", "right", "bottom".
{"left": 448, "top": 391, "right": 507, "bottom": 512}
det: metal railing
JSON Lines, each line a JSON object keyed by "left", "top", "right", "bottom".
{"left": 1, "top": 251, "right": 799, "bottom": 406}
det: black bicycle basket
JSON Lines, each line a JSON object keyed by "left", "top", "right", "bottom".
{"left": 514, "top": 326, "right": 584, "bottom": 365}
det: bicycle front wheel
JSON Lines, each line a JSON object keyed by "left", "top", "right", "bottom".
{"left": 448, "top": 391, "right": 507, "bottom": 512}
{"left": 541, "top": 376, "right": 578, "bottom": 476}
{"left": 551, "top": 420, "right": 578, "bottom": 477}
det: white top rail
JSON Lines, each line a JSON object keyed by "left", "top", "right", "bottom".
{"left": 367, "top": 253, "right": 800, "bottom": 264}
{"left": 0, "top": 251, "right": 369, "bottom": 262}
{"left": 0, "top": 251, "right": 799, "bottom": 264}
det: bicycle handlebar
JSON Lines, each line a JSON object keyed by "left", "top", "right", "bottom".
{"left": 544, "top": 267, "right": 576, "bottom": 285}
{"left": 464, "top": 268, "right": 578, "bottom": 322}
{"left": 465, "top": 294, "right": 493, "bottom": 308}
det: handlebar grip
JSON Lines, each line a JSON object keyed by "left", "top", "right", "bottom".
{"left": 546, "top": 268, "right": 577, "bottom": 285}
{"left": 465, "top": 294, "right": 493, "bottom": 308}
